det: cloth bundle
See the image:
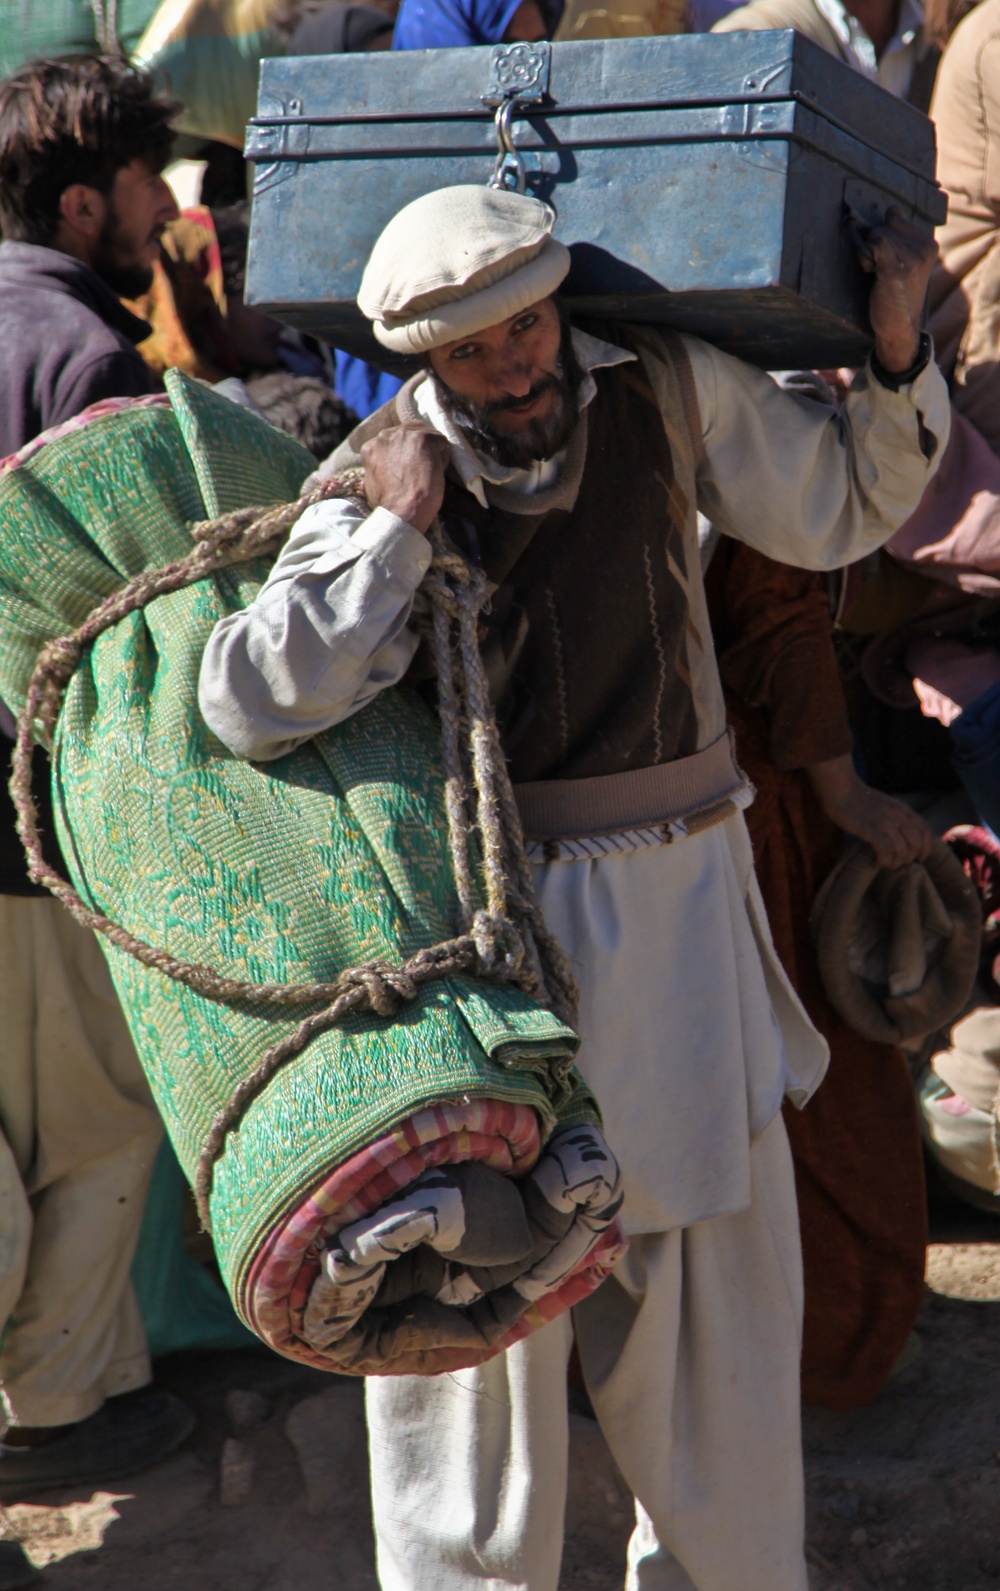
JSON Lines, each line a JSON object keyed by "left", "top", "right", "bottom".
{"left": 298, "top": 1118, "right": 621, "bottom": 1372}
{"left": 0, "top": 373, "right": 625, "bottom": 1375}
{"left": 810, "top": 837, "right": 981, "bottom": 1045}
{"left": 135, "top": 0, "right": 291, "bottom": 148}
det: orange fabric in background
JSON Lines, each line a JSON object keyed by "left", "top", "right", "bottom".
{"left": 125, "top": 206, "right": 244, "bottom": 384}
{"left": 706, "top": 541, "right": 927, "bottom": 1410}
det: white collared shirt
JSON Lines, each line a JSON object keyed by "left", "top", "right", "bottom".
{"left": 813, "top": 0, "right": 925, "bottom": 97}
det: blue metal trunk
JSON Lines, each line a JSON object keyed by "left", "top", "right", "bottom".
{"left": 244, "top": 30, "right": 945, "bottom": 370}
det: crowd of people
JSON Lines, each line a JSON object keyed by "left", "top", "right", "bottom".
{"left": 0, "top": 0, "right": 999, "bottom": 1587}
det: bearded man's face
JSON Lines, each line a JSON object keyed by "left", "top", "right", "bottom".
{"left": 427, "top": 296, "right": 584, "bottom": 469}
{"left": 90, "top": 157, "right": 178, "bottom": 299}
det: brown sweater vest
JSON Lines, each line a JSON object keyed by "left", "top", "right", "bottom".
{"left": 333, "top": 325, "right": 705, "bottom": 787}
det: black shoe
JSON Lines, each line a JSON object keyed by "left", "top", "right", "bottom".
{"left": 0, "top": 1387, "right": 195, "bottom": 1502}
{"left": 0, "top": 1542, "right": 38, "bottom": 1588}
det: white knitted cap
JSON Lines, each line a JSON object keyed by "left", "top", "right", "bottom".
{"left": 358, "top": 185, "right": 571, "bottom": 354}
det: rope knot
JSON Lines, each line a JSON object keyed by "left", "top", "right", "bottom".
{"left": 429, "top": 553, "right": 489, "bottom": 612}
{"left": 351, "top": 962, "right": 418, "bottom": 1016}
{"left": 471, "top": 911, "right": 526, "bottom": 979}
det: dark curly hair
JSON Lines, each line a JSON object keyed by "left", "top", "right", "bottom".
{"left": 0, "top": 55, "right": 179, "bottom": 246}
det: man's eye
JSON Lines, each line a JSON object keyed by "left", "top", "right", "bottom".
{"left": 449, "top": 345, "right": 477, "bottom": 361}
{"left": 512, "top": 315, "right": 537, "bottom": 335}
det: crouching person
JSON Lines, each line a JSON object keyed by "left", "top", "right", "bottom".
{"left": 199, "top": 186, "right": 946, "bottom": 1590}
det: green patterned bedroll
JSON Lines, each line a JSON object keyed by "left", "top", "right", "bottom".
{"left": 0, "top": 373, "right": 625, "bottom": 1375}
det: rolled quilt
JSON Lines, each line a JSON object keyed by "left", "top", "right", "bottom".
{"left": 0, "top": 372, "right": 626, "bottom": 1375}
{"left": 252, "top": 1103, "right": 623, "bottom": 1375}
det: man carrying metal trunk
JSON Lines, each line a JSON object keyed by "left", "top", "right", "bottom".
{"left": 199, "top": 183, "right": 945, "bottom": 1590}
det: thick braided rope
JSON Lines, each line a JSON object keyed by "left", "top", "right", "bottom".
{"left": 425, "top": 527, "right": 578, "bottom": 1020}
{"left": 11, "top": 475, "right": 577, "bottom": 1228}
{"left": 91, "top": 0, "right": 122, "bottom": 53}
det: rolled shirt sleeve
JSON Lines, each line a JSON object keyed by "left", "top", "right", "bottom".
{"left": 198, "top": 498, "right": 432, "bottom": 760}
{"left": 682, "top": 334, "right": 951, "bottom": 570}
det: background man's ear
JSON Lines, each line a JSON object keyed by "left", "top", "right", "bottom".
{"left": 58, "top": 184, "right": 106, "bottom": 241}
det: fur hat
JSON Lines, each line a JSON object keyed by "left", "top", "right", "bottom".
{"left": 358, "top": 185, "right": 571, "bottom": 355}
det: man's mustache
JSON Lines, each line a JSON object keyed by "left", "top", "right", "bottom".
{"left": 482, "top": 371, "right": 561, "bottom": 418}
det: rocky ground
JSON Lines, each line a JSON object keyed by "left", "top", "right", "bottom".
{"left": 3, "top": 1184, "right": 998, "bottom": 1591}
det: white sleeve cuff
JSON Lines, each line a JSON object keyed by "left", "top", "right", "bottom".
{"left": 350, "top": 506, "right": 434, "bottom": 585}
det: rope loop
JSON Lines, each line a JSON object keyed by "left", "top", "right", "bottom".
{"left": 350, "top": 963, "right": 419, "bottom": 1016}
{"left": 471, "top": 910, "right": 526, "bottom": 978}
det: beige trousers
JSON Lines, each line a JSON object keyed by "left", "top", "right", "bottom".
{"left": 0, "top": 896, "right": 161, "bottom": 1428}
{"left": 366, "top": 1114, "right": 807, "bottom": 1591}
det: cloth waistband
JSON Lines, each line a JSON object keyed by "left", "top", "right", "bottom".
{"left": 514, "top": 732, "right": 752, "bottom": 843}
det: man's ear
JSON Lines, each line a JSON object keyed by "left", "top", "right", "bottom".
{"left": 57, "top": 183, "right": 107, "bottom": 243}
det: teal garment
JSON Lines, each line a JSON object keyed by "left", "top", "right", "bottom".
{"left": 0, "top": 0, "right": 158, "bottom": 79}
{"left": 132, "top": 1137, "right": 256, "bottom": 1359}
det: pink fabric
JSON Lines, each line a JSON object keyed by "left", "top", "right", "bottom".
{"left": 937, "top": 1093, "right": 972, "bottom": 1116}
{"left": 0, "top": 394, "right": 170, "bottom": 474}
{"left": 243, "top": 1098, "right": 626, "bottom": 1375}
{"left": 888, "top": 405, "right": 1000, "bottom": 595}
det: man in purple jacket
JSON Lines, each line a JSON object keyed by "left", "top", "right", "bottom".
{"left": 0, "top": 56, "right": 180, "bottom": 453}
{"left": 0, "top": 57, "right": 191, "bottom": 1552}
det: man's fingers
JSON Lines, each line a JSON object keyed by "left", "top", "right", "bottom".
{"left": 361, "top": 422, "right": 448, "bottom": 458}
{"left": 875, "top": 836, "right": 909, "bottom": 870}
{"left": 867, "top": 219, "right": 939, "bottom": 275}
{"left": 393, "top": 422, "right": 450, "bottom": 458}
{"left": 870, "top": 806, "right": 934, "bottom": 869}
{"left": 895, "top": 803, "right": 935, "bottom": 863}
{"left": 360, "top": 422, "right": 449, "bottom": 535}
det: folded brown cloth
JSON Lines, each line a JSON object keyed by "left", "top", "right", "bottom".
{"left": 811, "top": 836, "right": 981, "bottom": 1043}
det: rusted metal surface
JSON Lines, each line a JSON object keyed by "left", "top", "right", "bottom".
{"left": 245, "top": 30, "right": 945, "bottom": 370}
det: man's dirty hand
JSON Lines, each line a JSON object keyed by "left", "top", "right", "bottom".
{"left": 361, "top": 424, "right": 450, "bottom": 535}
{"left": 807, "top": 751, "right": 933, "bottom": 871}
{"left": 858, "top": 206, "right": 938, "bottom": 375}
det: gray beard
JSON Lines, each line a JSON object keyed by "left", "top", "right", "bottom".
{"left": 431, "top": 330, "right": 585, "bottom": 470}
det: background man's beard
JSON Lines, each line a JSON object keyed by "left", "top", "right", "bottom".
{"left": 435, "top": 323, "right": 586, "bottom": 470}
{"left": 92, "top": 212, "right": 156, "bottom": 300}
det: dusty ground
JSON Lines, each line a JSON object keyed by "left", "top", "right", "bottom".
{"left": 3, "top": 1185, "right": 998, "bottom": 1591}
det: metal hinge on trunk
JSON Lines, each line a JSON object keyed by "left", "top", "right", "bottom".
{"left": 482, "top": 41, "right": 551, "bottom": 194}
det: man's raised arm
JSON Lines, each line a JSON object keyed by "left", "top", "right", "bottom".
{"left": 680, "top": 209, "right": 950, "bottom": 570}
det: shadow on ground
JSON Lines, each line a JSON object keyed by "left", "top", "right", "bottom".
{"left": 4, "top": 1184, "right": 998, "bottom": 1591}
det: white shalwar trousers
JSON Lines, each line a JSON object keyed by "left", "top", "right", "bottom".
{"left": 0, "top": 897, "right": 161, "bottom": 1428}
{"left": 366, "top": 1114, "right": 806, "bottom": 1591}
{"left": 367, "top": 816, "right": 820, "bottom": 1590}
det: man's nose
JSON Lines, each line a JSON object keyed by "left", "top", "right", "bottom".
{"left": 495, "top": 356, "right": 533, "bottom": 397}
{"left": 156, "top": 177, "right": 180, "bottom": 223}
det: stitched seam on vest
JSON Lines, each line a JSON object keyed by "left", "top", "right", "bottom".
{"left": 544, "top": 586, "right": 570, "bottom": 760}
{"left": 642, "top": 542, "right": 667, "bottom": 765}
